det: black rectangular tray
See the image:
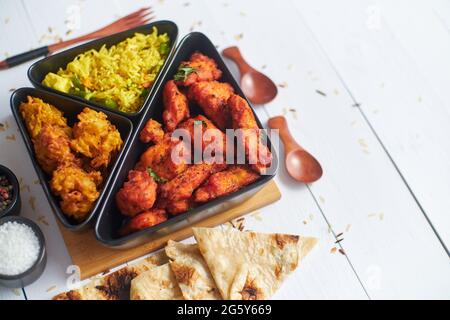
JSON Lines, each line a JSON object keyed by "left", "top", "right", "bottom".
{"left": 95, "top": 32, "right": 278, "bottom": 249}
{"left": 10, "top": 87, "right": 133, "bottom": 231}
{"left": 27, "top": 20, "right": 178, "bottom": 122}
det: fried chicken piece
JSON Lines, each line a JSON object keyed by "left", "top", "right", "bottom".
{"left": 228, "top": 94, "right": 272, "bottom": 174}
{"left": 177, "top": 115, "right": 226, "bottom": 160}
{"left": 175, "top": 52, "right": 222, "bottom": 86}
{"left": 187, "top": 81, "right": 234, "bottom": 130}
{"left": 70, "top": 108, "right": 123, "bottom": 169}
{"left": 139, "top": 118, "right": 164, "bottom": 144}
{"left": 194, "top": 165, "right": 260, "bottom": 203}
{"left": 115, "top": 170, "right": 157, "bottom": 217}
{"left": 34, "top": 125, "right": 80, "bottom": 175}
{"left": 19, "top": 96, "right": 71, "bottom": 141}
{"left": 119, "top": 209, "right": 168, "bottom": 236}
{"left": 162, "top": 80, "right": 190, "bottom": 132}
{"left": 50, "top": 164, "right": 102, "bottom": 221}
{"left": 135, "top": 135, "right": 189, "bottom": 181}
{"left": 159, "top": 162, "right": 227, "bottom": 202}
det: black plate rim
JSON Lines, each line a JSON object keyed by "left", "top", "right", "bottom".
{"left": 10, "top": 87, "right": 134, "bottom": 231}
{"left": 94, "top": 31, "right": 278, "bottom": 247}
{"left": 27, "top": 20, "right": 179, "bottom": 119}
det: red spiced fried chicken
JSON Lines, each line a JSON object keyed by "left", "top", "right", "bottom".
{"left": 174, "top": 52, "right": 222, "bottom": 86}
{"left": 115, "top": 170, "right": 157, "bottom": 217}
{"left": 162, "top": 80, "right": 190, "bottom": 132}
{"left": 119, "top": 209, "right": 168, "bottom": 236}
{"left": 228, "top": 94, "right": 272, "bottom": 174}
{"left": 187, "top": 81, "right": 234, "bottom": 130}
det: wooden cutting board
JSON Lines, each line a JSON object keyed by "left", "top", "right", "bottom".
{"left": 58, "top": 180, "right": 281, "bottom": 280}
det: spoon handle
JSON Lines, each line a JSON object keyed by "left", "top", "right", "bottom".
{"left": 268, "top": 116, "right": 302, "bottom": 152}
{"left": 222, "top": 46, "right": 253, "bottom": 74}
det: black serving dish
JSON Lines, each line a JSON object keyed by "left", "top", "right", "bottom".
{"left": 0, "top": 164, "right": 21, "bottom": 218}
{"left": 10, "top": 87, "right": 133, "bottom": 231}
{"left": 28, "top": 21, "right": 178, "bottom": 122}
{"left": 95, "top": 32, "right": 278, "bottom": 249}
{"left": 0, "top": 216, "right": 47, "bottom": 288}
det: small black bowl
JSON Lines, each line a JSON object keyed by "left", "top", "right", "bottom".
{"left": 0, "top": 164, "right": 21, "bottom": 218}
{"left": 0, "top": 216, "right": 47, "bottom": 288}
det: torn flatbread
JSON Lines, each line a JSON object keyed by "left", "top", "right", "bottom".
{"left": 53, "top": 250, "right": 168, "bottom": 300}
{"left": 130, "top": 263, "right": 183, "bottom": 300}
{"left": 165, "top": 240, "right": 221, "bottom": 300}
{"left": 193, "top": 227, "right": 317, "bottom": 300}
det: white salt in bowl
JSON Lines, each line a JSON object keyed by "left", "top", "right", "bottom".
{"left": 0, "top": 216, "right": 47, "bottom": 288}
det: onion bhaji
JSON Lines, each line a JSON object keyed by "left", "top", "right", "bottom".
{"left": 139, "top": 118, "right": 164, "bottom": 144}
{"left": 71, "top": 108, "right": 123, "bottom": 169}
{"left": 162, "top": 80, "right": 190, "bottom": 132}
{"left": 115, "top": 170, "right": 157, "bottom": 217}
{"left": 119, "top": 209, "right": 168, "bottom": 236}
{"left": 194, "top": 165, "right": 260, "bottom": 203}
{"left": 228, "top": 94, "right": 272, "bottom": 174}
{"left": 174, "top": 52, "right": 222, "bottom": 86}
{"left": 34, "top": 125, "right": 80, "bottom": 175}
{"left": 187, "top": 81, "right": 234, "bottom": 130}
{"left": 50, "top": 164, "right": 102, "bottom": 221}
{"left": 19, "top": 96, "right": 71, "bottom": 141}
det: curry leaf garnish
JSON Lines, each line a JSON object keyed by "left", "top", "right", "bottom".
{"left": 147, "top": 167, "right": 168, "bottom": 183}
{"left": 173, "top": 65, "right": 197, "bottom": 81}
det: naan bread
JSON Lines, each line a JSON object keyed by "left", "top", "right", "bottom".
{"left": 165, "top": 240, "right": 221, "bottom": 300}
{"left": 193, "top": 227, "right": 317, "bottom": 300}
{"left": 53, "top": 250, "right": 168, "bottom": 300}
{"left": 130, "top": 263, "right": 183, "bottom": 300}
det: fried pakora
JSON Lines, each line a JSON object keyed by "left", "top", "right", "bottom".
{"left": 119, "top": 209, "right": 168, "bottom": 236}
{"left": 174, "top": 52, "right": 222, "bottom": 86}
{"left": 159, "top": 162, "right": 227, "bottom": 202}
{"left": 187, "top": 81, "right": 234, "bottom": 130}
{"left": 139, "top": 118, "right": 164, "bottom": 144}
{"left": 34, "top": 124, "right": 80, "bottom": 175}
{"left": 194, "top": 165, "right": 259, "bottom": 203}
{"left": 228, "top": 94, "right": 272, "bottom": 174}
{"left": 162, "top": 80, "right": 190, "bottom": 132}
{"left": 116, "top": 170, "right": 157, "bottom": 217}
{"left": 71, "top": 108, "right": 123, "bottom": 169}
{"left": 50, "top": 164, "right": 102, "bottom": 221}
{"left": 19, "top": 96, "right": 71, "bottom": 140}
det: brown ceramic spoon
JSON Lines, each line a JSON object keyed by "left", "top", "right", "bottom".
{"left": 268, "top": 116, "right": 323, "bottom": 183}
{"left": 222, "top": 46, "right": 277, "bottom": 105}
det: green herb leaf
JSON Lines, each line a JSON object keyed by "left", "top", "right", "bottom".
{"left": 159, "top": 43, "right": 170, "bottom": 55}
{"left": 147, "top": 167, "right": 168, "bottom": 183}
{"left": 193, "top": 120, "right": 207, "bottom": 126}
{"left": 173, "top": 65, "right": 197, "bottom": 81}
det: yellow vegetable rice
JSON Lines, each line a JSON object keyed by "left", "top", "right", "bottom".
{"left": 42, "top": 27, "right": 170, "bottom": 113}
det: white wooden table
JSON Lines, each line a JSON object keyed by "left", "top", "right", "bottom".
{"left": 0, "top": 0, "right": 449, "bottom": 300}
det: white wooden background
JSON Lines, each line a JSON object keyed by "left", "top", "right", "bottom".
{"left": 0, "top": 0, "right": 449, "bottom": 300}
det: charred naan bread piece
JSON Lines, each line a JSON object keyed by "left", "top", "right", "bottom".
{"left": 53, "top": 251, "right": 169, "bottom": 300}
{"left": 165, "top": 240, "right": 221, "bottom": 300}
{"left": 193, "top": 227, "right": 317, "bottom": 300}
{"left": 130, "top": 263, "right": 183, "bottom": 300}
